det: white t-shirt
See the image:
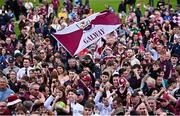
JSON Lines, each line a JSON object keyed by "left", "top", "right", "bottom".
{"left": 71, "top": 102, "right": 84, "bottom": 116}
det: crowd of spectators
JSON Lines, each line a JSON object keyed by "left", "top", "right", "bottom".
{"left": 0, "top": 0, "right": 180, "bottom": 115}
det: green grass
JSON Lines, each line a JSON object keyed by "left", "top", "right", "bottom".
{"left": 0, "top": 0, "right": 4, "bottom": 6}
{"left": 0, "top": 0, "right": 177, "bottom": 14}
{"left": 0, "top": 0, "right": 177, "bottom": 12}
{"left": 89, "top": 0, "right": 120, "bottom": 12}
{"left": 1, "top": 0, "right": 174, "bottom": 12}
{"left": 0, "top": 0, "right": 177, "bottom": 35}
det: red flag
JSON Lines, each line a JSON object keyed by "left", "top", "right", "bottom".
{"left": 52, "top": 11, "right": 120, "bottom": 56}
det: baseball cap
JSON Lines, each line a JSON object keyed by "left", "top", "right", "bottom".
{"left": 14, "top": 50, "right": 22, "bottom": 55}
{"left": 76, "top": 89, "right": 85, "bottom": 96}
{"left": 7, "top": 94, "right": 22, "bottom": 106}
{"left": 14, "top": 53, "right": 23, "bottom": 58}
{"left": 112, "top": 71, "right": 119, "bottom": 77}
{"left": 15, "top": 53, "right": 23, "bottom": 58}
{"left": 131, "top": 91, "right": 139, "bottom": 97}
{"left": 8, "top": 57, "right": 14, "bottom": 63}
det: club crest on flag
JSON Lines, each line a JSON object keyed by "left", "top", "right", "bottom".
{"left": 76, "top": 20, "right": 94, "bottom": 32}
{"left": 52, "top": 11, "right": 120, "bottom": 56}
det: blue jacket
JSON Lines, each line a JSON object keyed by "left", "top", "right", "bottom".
{"left": 0, "top": 55, "right": 6, "bottom": 63}
{"left": 0, "top": 55, "right": 7, "bottom": 70}
{"left": 0, "top": 88, "right": 14, "bottom": 101}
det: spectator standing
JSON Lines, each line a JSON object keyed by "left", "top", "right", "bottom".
{"left": 17, "top": 58, "right": 33, "bottom": 80}
{"left": 0, "top": 77, "right": 14, "bottom": 101}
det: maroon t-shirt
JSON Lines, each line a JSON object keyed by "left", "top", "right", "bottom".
{"left": 52, "top": 0, "right": 59, "bottom": 9}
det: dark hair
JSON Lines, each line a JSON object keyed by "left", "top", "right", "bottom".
{"left": 106, "top": 60, "right": 115, "bottom": 67}
{"left": 67, "top": 89, "right": 76, "bottom": 95}
{"left": 0, "top": 48, "right": 6, "bottom": 55}
{"left": 19, "top": 84, "right": 28, "bottom": 91}
{"left": 40, "top": 74, "right": 48, "bottom": 85}
{"left": 152, "top": 61, "right": 160, "bottom": 65}
{"left": 158, "top": 68, "right": 164, "bottom": 74}
{"left": 21, "top": 75, "right": 30, "bottom": 82}
{"left": 119, "top": 68, "right": 126, "bottom": 76}
{"left": 29, "top": 69, "right": 34, "bottom": 72}
{"left": 122, "top": 61, "right": 131, "bottom": 67}
{"left": 130, "top": 110, "right": 139, "bottom": 115}
{"left": 132, "top": 64, "right": 141, "bottom": 69}
{"left": 39, "top": 84, "right": 46, "bottom": 92}
{"left": 171, "top": 54, "right": 178, "bottom": 58}
{"left": 23, "top": 57, "right": 30, "bottom": 62}
{"left": 113, "top": 97, "right": 123, "bottom": 105}
{"left": 102, "top": 71, "right": 109, "bottom": 77}
{"left": 33, "top": 56, "right": 41, "bottom": 62}
{"left": 148, "top": 88, "right": 159, "bottom": 96}
{"left": 35, "top": 68, "right": 41, "bottom": 72}
{"left": 68, "top": 69, "right": 76, "bottom": 74}
{"left": 41, "top": 62, "right": 49, "bottom": 68}
{"left": 84, "top": 101, "right": 94, "bottom": 109}
{"left": 102, "top": 91, "right": 107, "bottom": 98}
{"left": 31, "top": 103, "right": 44, "bottom": 113}
{"left": 167, "top": 78, "right": 177, "bottom": 87}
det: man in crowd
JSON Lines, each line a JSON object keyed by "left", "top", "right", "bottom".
{"left": 3, "top": 57, "right": 19, "bottom": 76}
{"left": 0, "top": 77, "right": 14, "bottom": 101}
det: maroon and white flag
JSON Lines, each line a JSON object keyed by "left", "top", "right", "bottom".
{"left": 52, "top": 11, "right": 120, "bottom": 56}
